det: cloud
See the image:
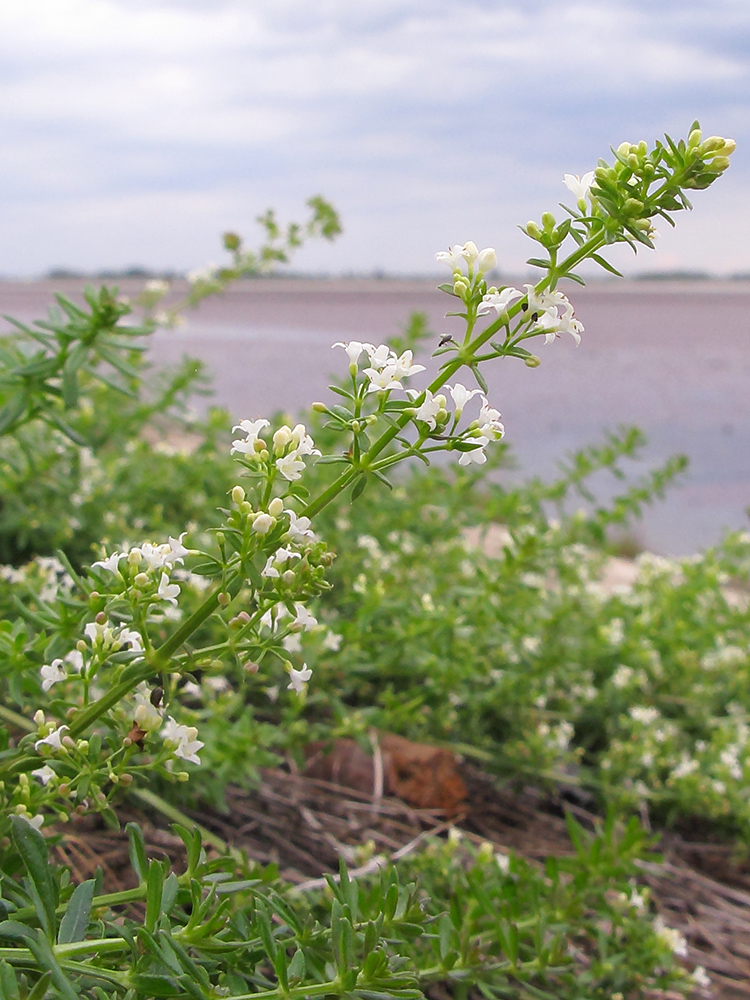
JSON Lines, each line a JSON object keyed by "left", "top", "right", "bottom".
{"left": 0, "top": 0, "right": 748, "bottom": 275}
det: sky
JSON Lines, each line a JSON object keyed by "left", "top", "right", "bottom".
{"left": 1, "top": 0, "right": 749, "bottom": 278}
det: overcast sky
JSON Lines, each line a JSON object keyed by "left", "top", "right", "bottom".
{"left": 1, "top": 0, "right": 748, "bottom": 278}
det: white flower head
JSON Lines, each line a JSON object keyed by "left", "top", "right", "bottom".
{"left": 157, "top": 573, "right": 181, "bottom": 606}
{"left": 414, "top": 389, "right": 444, "bottom": 430}
{"left": 285, "top": 509, "right": 315, "bottom": 542}
{"left": 92, "top": 551, "right": 123, "bottom": 574}
{"left": 458, "top": 439, "right": 489, "bottom": 466}
{"left": 364, "top": 364, "right": 402, "bottom": 394}
{"left": 477, "top": 396, "right": 505, "bottom": 440}
{"left": 35, "top": 724, "right": 69, "bottom": 753}
{"left": 287, "top": 663, "right": 313, "bottom": 694}
{"left": 231, "top": 418, "right": 270, "bottom": 455}
{"left": 477, "top": 286, "right": 524, "bottom": 317}
{"left": 276, "top": 452, "right": 306, "bottom": 481}
{"left": 447, "top": 383, "right": 481, "bottom": 415}
{"left": 40, "top": 659, "right": 66, "bottom": 692}
{"left": 391, "top": 350, "right": 426, "bottom": 379}
{"left": 333, "top": 340, "right": 372, "bottom": 367}
{"left": 31, "top": 764, "right": 57, "bottom": 785}
{"left": 364, "top": 343, "right": 396, "bottom": 371}
{"left": 162, "top": 717, "right": 204, "bottom": 764}
{"left": 563, "top": 171, "right": 595, "bottom": 204}
{"left": 653, "top": 916, "right": 688, "bottom": 957}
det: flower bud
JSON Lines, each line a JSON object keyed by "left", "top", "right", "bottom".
{"left": 525, "top": 355, "right": 541, "bottom": 368}
{"left": 231, "top": 485, "right": 246, "bottom": 504}
{"left": 253, "top": 438, "right": 266, "bottom": 453}
{"left": 700, "top": 135, "right": 724, "bottom": 153}
{"left": 720, "top": 138, "right": 737, "bottom": 155}
{"left": 128, "top": 550, "right": 141, "bottom": 566}
{"left": 217, "top": 591, "right": 231, "bottom": 606}
{"left": 312, "top": 401, "right": 327, "bottom": 412}
{"left": 268, "top": 497, "right": 284, "bottom": 517}
{"left": 525, "top": 221, "right": 542, "bottom": 239}
{"left": 223, "top": 231, "right": 241, "bottom": 251}
{"left": 243, "top": 661, "right": 260, "bottom": 674}
{"left": 710, "top": 156, "right": 731, "bottom": 172}
{"left": 134, "top": 572, "right": 149, "bottom": 587}
{"left": 688, "top": 128, "right": 702, "bottom": 149}
{"left": 89, "top": 591, "right": 100, "bottom": 601}
{"left": 476, "top": 247, "right": 497, "bottom": 275}
{"left": 623, "top": 198, "right": 644, "bottom": 216}
{"left": 616, "top": 141, "right": 631, "bottom": 157}
{"left": 252, "top": 512, "right": 275, "bottom": 534}
{"left": 95, "top": 611, "right": 107, "bottom": 625}
{"left": 119, "top": 773, "right": 133, "bottom": 787}
{"left": 282, "top": 570, "right": 297, "bottom": 586}
{"left": 176, "top": 771, "right": 190, "bottom": 782}
{"left": 627, "top": 153, "right": 639, "bottom": 169}
{"left": 34, "top": 710, "right": 45, "bottom": 727}
{"left": 541, "top": 212, "right": 556, "bottom": 232}
{"left": 273, "top": 427, "right": 292, "bottom": 453}
{"left": 240, "top": 500, "right": 254, "bottom": 515}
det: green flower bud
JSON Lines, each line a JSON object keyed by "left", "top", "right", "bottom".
{"left": 616, "top": 141, "right": 631, "bottom": 157}
{"left": 541, "top": 211, "right": 556, "bottom": 232}
{"left": 627, "top": 153, "right": 639, "bottom": 169}
{"left": 700, "top": 135, "right": 724, "bottom": 153}
{"left": 525, "top": 221, "right": 542, "bottom": 239}
{"left": 623, "top": 198, "right": 644, "bottom": 216}
{"left": 217, "top": 591, "right": 231, "bottom": 606}
{"left": 134, "top": 572, "right": 149, "bottom": 587}
{"left": 710, "top": 156, "right": 731, "bottom": 172}
{"left": 312, "top": 401, "right": 327, "bottom": 412}
{"left": 231, "top": 485, "right": 246, "bottom": 504}
{"left": 268, "top": 497, "right": 284, "bottom": 517}
{"left": 223, "top": 231, "right": 242, "bottom": 251}
{"left": 524, "top": 355, "right": 541, "bottom": 368}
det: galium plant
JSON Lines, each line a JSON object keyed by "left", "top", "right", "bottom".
{"left": 0, "top": 123, "right": 736, "bottom": 998}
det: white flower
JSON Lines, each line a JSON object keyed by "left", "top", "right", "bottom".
{"left": 282, "top": 633, "right": 303, "bottom": 653}
{"left": 262, "top": 547, "right": 301, "bottom": 578}
{"left": 285, "top": 510, "right": 315, "bottom": 542}
{"left": 690, "top": 966, "right": 710, "bottom": 989}
{"left": 31, "top": 764, "right": 56, "bottom": 785}
{"left": 333, "top": 340, "right": 372, "bottom": 366}
{"left": 292, "top": 602, "right": 318, "bottom": 630}
{"left": 187, "top": 263, "right": 217, "bottom": 285}
{"left": 145, "top": 278, "right": 169, "bottom": 296}
{"left": 364, "top": 364, "right": 402, "bottom": 393}
{"left": 436, "top": 244, "right": 472, "bottom": 270}
{"left": 630, "top": 706, "right": 659, "bottom": 725}
{"left": 447, "top": 383, "right": 481, "bottom": 414}
{"left": 653, "top": 916, "right": 688, "bottom": 957}
{"left": 477, "top": 396, "right": 505, "bottom": 440}
{"left": 165, "top": 533, "right": 190, "bottom": 566}
{"left": 40, "top": 659, "right": 66, "bottom": 692}
{"left": 477, "top": 286, "right": 523, "bottom": 316}
{"left": 495, "top": 852, "right": 511, "bottom": 874}
{"left": 157, "top": 573, "right": 180, "bottom": 605}
{"left": 117, "top": 627, "right": 144, "bottom": 653}
{"left": 289, "top": 424, "right": 320, "bottom": 457}
{"left": 364, "top": 344, "right": 396, "bottom": 370}
{"left": 524, "top": 285, "right": 583, "bottom": 345}
{"left": 458, "top": 440, "right": 489, "bottom": 466}
{"left": 414, "top": 390, "right": 444, "bottom": 430}
{"left": 276, "top": 452, "right": 306, "bottom": 481}
{"left": 162, "top": 717, "right": 204, "bottom": 764}
{"left": 92, "top": 551, "right": 122, "bottom": 573}
{"left": 322, "top": 631, "right": 343, "bottom": 652}
{"left": 391, "top": 350, "right": 426, "bottom": 379}
{"left": 85, "top": 620, "right": 117, "bottom": 649}
{"left": 16, "top": 812, "right": 44, "bottom": 830}
{"left": 35, "top": 725, "right": 69, "bottom": 753}
{"left": 231, "top": 418, "right": 270, "bottom": 455}
{"left": 563, "top": 171, "right": 595, "bottom": 204}
{"left": 287, "top": 663, "right": 312, "bottom": 693}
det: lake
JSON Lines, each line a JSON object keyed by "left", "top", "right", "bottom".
{"left": 2, "top": 276, "right": 749, "bottom": 555}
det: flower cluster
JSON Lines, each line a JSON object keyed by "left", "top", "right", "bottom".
{"left": 231, "top": 419, "right": 320, "bottom": 482}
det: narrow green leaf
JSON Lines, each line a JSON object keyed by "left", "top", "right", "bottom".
{"left": 126, "top": 824, "right": 148, "bottom": 884}
{"left": 57, "top": 879, "right": 95, "bottom": 944}
{"left": 144, "top": 860, "right": 164, "bottom": 932}
{"left": 10, "top": 817, "right": 57, "bottom": 942}
{"left": 20, "top": 930, "right": 79, "bottom": 1000}
{"left": 23, "top": 971, "right": 52, "bottom": 1000}
{"left": 0, "top": 960, "right": 21, "bottom": 1000}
